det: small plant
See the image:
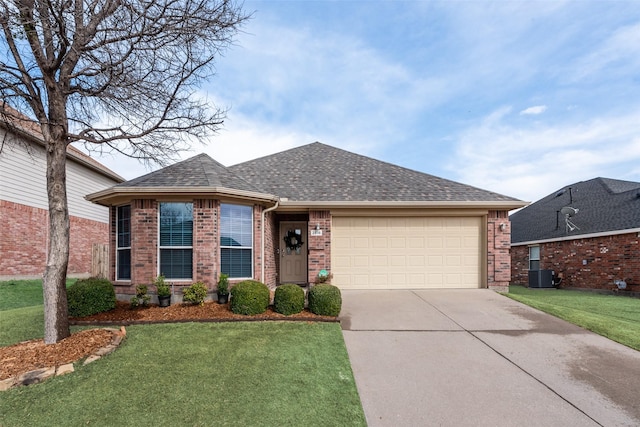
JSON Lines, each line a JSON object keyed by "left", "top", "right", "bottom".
{"left": 314, "top": 270, "right": 333, "bottom": 284}
{"left": 68, "top": 277, "right": 116, "bottom": 317}
{"left": 230, "top": 280, "right": 270, "bottom": 315}
{"left": 183, "top": 281, "right": 208, "bottom": 305}
{"left": 217, "top": 273, "right": 229, "bottom": 295}
{"left": 130, "top": 284, "right": 151, "bottom": 308}
{"left": 154, "top": 275, "right": 171, "bottom": 297}
{"left": 308, "top": 284, "right": 342, "bottom": 316}
{"left": 274, "top": 284, "right": 305, "bottom": 315}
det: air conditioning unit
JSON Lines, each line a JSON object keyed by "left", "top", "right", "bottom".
{"left": 528, "top": 270, "right": 555, "bottom": 288}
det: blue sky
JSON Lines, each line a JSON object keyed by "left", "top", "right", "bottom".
{"left": 94, "top": 1, "right": 640, "bottom": 204}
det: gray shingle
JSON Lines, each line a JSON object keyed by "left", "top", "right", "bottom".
{"left": 116, "top": 153, "right": 262, "bottom": 193}
{"left": 229, "top": 142, "right": 520, "bottom": 202}
{"left": 510, "top": 177, "right": 640, "bottom": 243}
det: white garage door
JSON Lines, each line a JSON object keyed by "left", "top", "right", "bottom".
{"left": 332, "top": 216, "right": 482, "bottom": 289}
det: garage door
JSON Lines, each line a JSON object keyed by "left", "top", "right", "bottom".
{"left": 332, "top": 216, "right": 482, "bottom": 289}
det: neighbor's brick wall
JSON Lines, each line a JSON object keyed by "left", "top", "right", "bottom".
{"left": 308, "top": 210, "right": 331, "bottom": 284}
{"left": 1, "top": 199, "right": 107, "bottom": 279}
{"left": 512, "top": 233, "right": 640, "bottom": 291}
{"left": 487, "top": 210, "right": 511, "bottom": 292}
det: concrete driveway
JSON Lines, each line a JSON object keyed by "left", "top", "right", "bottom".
{"left": 340, "top": 289, "right": 640, "bottom": 427}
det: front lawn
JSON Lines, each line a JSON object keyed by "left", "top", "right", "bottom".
{"left": 0, "top": 280, "right": 366, "bottom": 426}
{"left": 506, "top": 285, "right": 640, "bottom": 351}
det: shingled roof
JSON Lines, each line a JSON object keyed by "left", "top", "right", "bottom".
{"left": 117, "top": 153, "right": 262, "bottom": 193}
{"left": 229, "top": 142, "right": 522, "bottom": 204}
{"left": 510, "top": 177, "right": 640, "bottom": 244}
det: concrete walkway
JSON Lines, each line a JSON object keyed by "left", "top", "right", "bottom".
{"left": 340, "top": 289, "right": 640, "bottom": 427}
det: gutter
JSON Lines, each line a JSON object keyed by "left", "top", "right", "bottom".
{"left": 261, "top": 199, "right": 279, "bottom": 284}
{"left": 512, "top": 227, "right": 640, "bottom": 246}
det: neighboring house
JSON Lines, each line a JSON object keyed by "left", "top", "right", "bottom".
{"left": 510, "top": 177, "right": 640, "bottom": 292}
{"left": 87, "top": 142, "right": 525, "bottom": 295}
{"left": 0, "top": 107, "right": 124, "bottom": 280}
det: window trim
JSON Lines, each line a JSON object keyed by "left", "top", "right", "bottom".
{"left": 157, "top": 202, "right": 193, "bottom": 281}
{"left": 116, "top": 205, "right": 131, "bottom": 281}
{"left": 528, "top": 245, "right": 540, "bottom": 271}
{"left": 220, "top": 203, "right": 254, "bottom": 279}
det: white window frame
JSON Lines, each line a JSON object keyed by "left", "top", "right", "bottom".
{"left": 220, "top": 203, "right": 254, "bottom": 279}
{"left": 529, "top": 245, "right": 540, "bottom": 271}
{"left": 157, "top": 202, "right": 193, "bottom": 281}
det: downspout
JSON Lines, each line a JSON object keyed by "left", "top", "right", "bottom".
{"left": 261, "top": 199, "right": 279, "bottom": 284}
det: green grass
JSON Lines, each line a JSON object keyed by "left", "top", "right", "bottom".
{"left": 0, "top": 322, "right": 365, "bottom": 427}
{"left": 506, "top": 286, "right": 640, "bottom": 351}
{"left": 0, "top": 280, "right": 366, "bottom": 426}
{"left": 0, "top": 278, "right": 76, "bottom": 310}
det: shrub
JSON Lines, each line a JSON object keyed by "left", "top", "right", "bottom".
{"left": 274, "top": 284, "right": 305, "bottom": 315}
{"left": 154, "top": 275, "right": 171, "bottom": 297}
{"left": 67, "top": 277, "right": 116, "bottom": 317}
{"left": 182, "top": 282, "right": 208, "bottom": 305}
{"left": 217, "top": 273, "right": 229, "bottom": 295}
{"left": 308, "top": 284, "right": 342, "bottom": 316}
{"left": 230, "top": 280, "right": 270, "bottom": 315}
{"left": 130, "top": 284, "right": 151, "bottom": 308}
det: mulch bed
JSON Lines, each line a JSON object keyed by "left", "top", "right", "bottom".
{"left": 70, "top": 300, "right": 338, "bottom": 325}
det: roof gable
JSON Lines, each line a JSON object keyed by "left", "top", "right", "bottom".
{"left": 510, "top": 177, "right": 640, "bottom": 244}
{"left": 229, "top": 142, "right": 521, "bottom": 203}
{"left": 116, "top": 153, "right": 262, "bottom": 193}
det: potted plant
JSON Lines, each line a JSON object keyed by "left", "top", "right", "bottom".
{"left": 155, "top": 274, "right": 171, "bottom": 307}
{"left": 217, "top": 273, "right": 230, "bottom": 304}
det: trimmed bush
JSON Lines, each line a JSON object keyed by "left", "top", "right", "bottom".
{"left": 183, "top": 282, "right": 208, "bottom": 305}
{"left": 308, "top": 284, "right": 342, "bottom": 316}
{"left": 67, "top": 277, "right": 116, "bottom": 317}
{"left": 274, "top": 284, "right": 305, "bottom": 315}
{"left": 230, "top": 280, "right": 270, "bottom": 315}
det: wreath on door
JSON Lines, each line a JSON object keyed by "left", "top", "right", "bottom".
{"left": 284, "top": 230, "right": 304, "bottom": 251}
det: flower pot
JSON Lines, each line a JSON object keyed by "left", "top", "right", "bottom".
{"left": 217, "top": 292, "right": 229, "bottom": 304}
{"left": 158, "top": 295, "right": 171, "bottom": 307}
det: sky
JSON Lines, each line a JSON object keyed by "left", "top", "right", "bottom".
{"left": 90, "top": 0, "right": 640, "bottom": 204}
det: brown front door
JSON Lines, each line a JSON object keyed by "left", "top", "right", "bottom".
{"left": 279, "top": 221, "right": 308, "bottom": 284}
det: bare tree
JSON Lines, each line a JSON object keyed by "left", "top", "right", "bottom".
{"left": 0, "top": 0, "right": 249, "bottom": 343}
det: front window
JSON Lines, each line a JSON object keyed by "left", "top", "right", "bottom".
{"left": 220, "top": 204, "right": 253, "bottom": 278}
{"left": 159, "top": 202, "right": 193, "bottom": 280}
{"left": 529, "top": 246, "right": 540, "bottom": 271}
{"left": 116, "top": 205, "right": 131, "bottom": 280}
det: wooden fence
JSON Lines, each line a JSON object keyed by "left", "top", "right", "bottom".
{"left": 91, "top": 244, "right": 109, "bottom": 278}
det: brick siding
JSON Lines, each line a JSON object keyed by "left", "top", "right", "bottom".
{"left": 308, "top": 210, "right": 331, "bottom": 284}
{"left": 487, "top": 210, "right": 511, "bottom": 292}
{"left": 511, "top": 232, "right": 640, "bottom": 292}
{"left": 1, "top": 199, "right": 108, "bottom": 279}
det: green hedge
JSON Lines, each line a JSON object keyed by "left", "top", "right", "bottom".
{"left": 308, "top": 284, "right": 342, "bottom": 316}
{"left": 274, "top": 284, "right": 305, "bottom": 315}
{"left": 230, "top": 280, "right": 270, "bottom": 315}
{"left": 67, "top": 277, "right": 116, "bottom": 317}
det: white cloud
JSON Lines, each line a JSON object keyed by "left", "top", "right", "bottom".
{"left": 450, "top": 108, "right": 640, "bottom": 203}
{"left": 520, "top": 105, "right": 547, "bottom": 115}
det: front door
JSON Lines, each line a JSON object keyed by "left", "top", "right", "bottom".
{"left": 279, "top": 221, "right": 308, "bottom": 284}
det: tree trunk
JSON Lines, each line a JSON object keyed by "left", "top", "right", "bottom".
{"left": 43, "top": 136, "right": 71, "bottom": 344}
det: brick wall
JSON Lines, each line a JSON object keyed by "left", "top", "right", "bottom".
{"left": 308, "top": 210, "right": 331, "bottom": 284}
{"left": 194, "top": 199, "right": 218, "bottom": 290}
{"left": 487, "top": 210, "right": 511, "bottom": 292}
{"left": 129, "top": 199, "right": 157, "bottom": 287}
{"left": 512, "top": 232, "right": 640, "bottom": 291}
{"left": 1, "top": 199, "right": 108, "bottom": 279}
{"left": 263, "top": 210, "right": 278, "bottom": 287}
